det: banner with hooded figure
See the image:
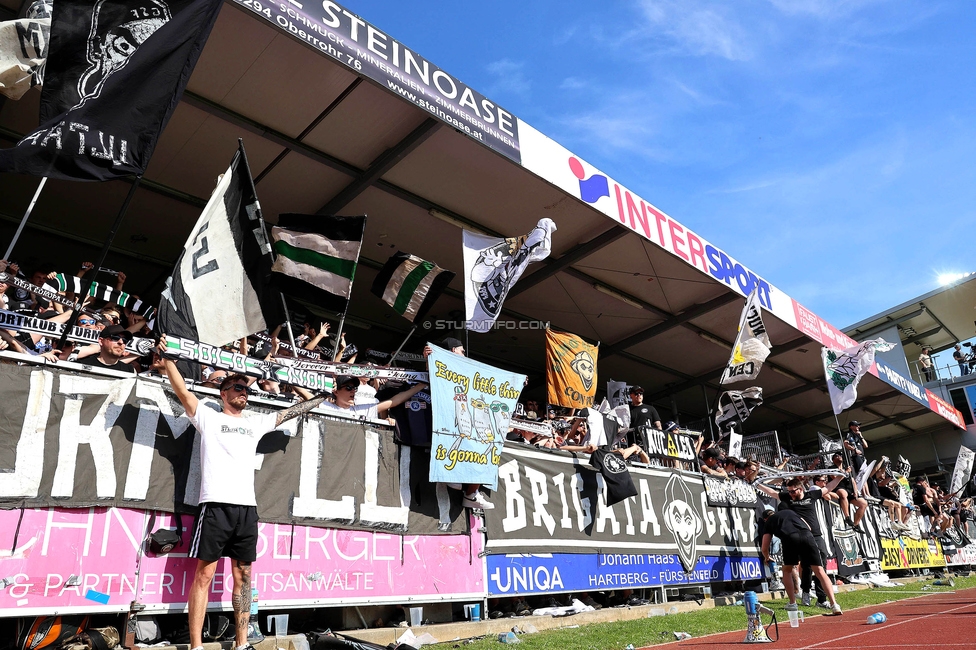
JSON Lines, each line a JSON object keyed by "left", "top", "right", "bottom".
{"left": 462, "top": 218, "right": 555, "bottom": 333}
{"left": 720, "top": 289, "right": 771, "bottom": 384}
{"left": 0, "top": 0, "right": 222, "bottom": 180}
{"left": 427, "top": 343, "right": 526, "bottom": 489}
{"left": 546, "top": 329, "right": 598, "bottom": 409}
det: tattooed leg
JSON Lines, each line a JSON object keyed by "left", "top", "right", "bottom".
{"left": 231, "top": 559, "right": 253, "bottom": 647}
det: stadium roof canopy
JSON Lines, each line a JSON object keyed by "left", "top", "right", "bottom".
{"left": 0, "top": 0, "right": 966, "bottom": 451}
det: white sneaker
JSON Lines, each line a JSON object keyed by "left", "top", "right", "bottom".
{"left": 463, "top": 491, "right": 495, "bottom": 510}
{"left": 829, "top": 602, "right": 843, "bottom": 616}
{"left": 800, "top": 591, "right": 812, "bottom": 607}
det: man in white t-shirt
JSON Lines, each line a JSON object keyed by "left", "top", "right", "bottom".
{"left": 158, "top": 336, "right": 325, "bottom": 650}
{"left": 322, "top": 374, "right": 427, "bottom": 420}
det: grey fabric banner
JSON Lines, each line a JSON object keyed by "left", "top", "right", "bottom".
{"left": 0, "top": 363, "right": 466, "bottom": 535}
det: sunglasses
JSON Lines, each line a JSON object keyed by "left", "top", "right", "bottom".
{"left": 103, "top": 334, "right": 127, "bottom": 343}
{"left": 223, "top": 383, "right": 249, "bottom": 393}
{"left": 339, "top": 383, "right": 359, "bottom": 391}
{"left": 78, "top": 319, "right": 96, "bottom": 325}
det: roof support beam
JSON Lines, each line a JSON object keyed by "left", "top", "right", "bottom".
{"left": 316, "top": 118, "right": 440, "bottom": 215}
{"left": 507, "top": 226, "right": 629, "bottom": 298}
{"left": 847, "top": 306, "right": 926, "bottom": 340}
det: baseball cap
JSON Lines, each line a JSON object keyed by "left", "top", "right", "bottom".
{"left": 629, "top": 385, "right": 643, "bottom": 394}
{"left": 848, "top": 420, "right": 860, "bottom": 427}
{"left": 334, "top": 375, "right": 359, "bottom": 390}
{"left": 441, "top": 337, "right": 463, "bottom": 350}
{"left": 703, "top": 447, "right": 722, "bottom": 460}
{"left": 99, "top": 324, "right": 132, "bottom": 341}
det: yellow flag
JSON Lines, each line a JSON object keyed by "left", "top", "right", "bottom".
{"left": 546, "top": 329, "right": 598, "bottom": 408}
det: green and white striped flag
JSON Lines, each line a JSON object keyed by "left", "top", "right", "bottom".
{"left": 370, "top": 251, "right": 455, "bottom": 322}
{"left": 271, "top": 213, "right": 366, "bottom": 313}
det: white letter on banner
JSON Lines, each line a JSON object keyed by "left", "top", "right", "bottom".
{"left": 622, "top": 495, "right": 636, "bottom": 536}
{"left": 553, "top": 473, "right": 572, "bottom": 529}
{"left": 292, "top": 418, "right": 355, "bottom": 521}
{"left": 638, "top": 478, "right": 660, "bottom": 536}
{"left": 499, "top": 459, "right": 526, "bottom": 533}
{"left": 700, "top": 491, "right": 717, "bottom": 537}
{"left": 53, "top": 375, "right": 136, "bottom": 498}
{"left": 523, "top": 465, "right": 555, "bottom": 535}
{"left": 0, "top": 369, "right": 53, "bottom": 498}
{"left": 359, "top": 428, "right": 408, "bottom": 527}
{"left": 123, "top": 381, "right": 192, "bottom": 500}
{"left": 593, "top": 476, "right": 620, "bottom": 535}
{"left": 572, "top": 472, "right": 591, "bottom": 531}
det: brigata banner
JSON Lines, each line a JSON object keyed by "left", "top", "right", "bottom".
{"left": 0, "top": 362, "right": 465, "bottom": 536}
{"left": 484, "top": 445, "right": 759, "bottom": 573}
{"left": 0, "top": 507, "right": 483, "bottom": 616}
{"left": 427, "top": 343, "right": 525, "bottom": 489}
{"left": 230, "top": 0, "right": 520, "bottom": 162}
{"left": 486, "top": 551, "right": 764, "bottom": 596}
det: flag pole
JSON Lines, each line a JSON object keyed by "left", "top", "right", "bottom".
{"left": 331, "top": 215, "right": 365, "bottom": 361}
{"left": 388, "top": 325, "right": 417, "bottom": 365}
{"left": 3, "top": 177, "right": 48, "bottom": 261}
{"left": 279, "top": 294, "right": 299, "bottom": 352}
{"left": 57, "top": 176, "right": 143, "bottom": 350}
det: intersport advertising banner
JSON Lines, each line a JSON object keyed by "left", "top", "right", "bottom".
{"left": 0, "top": 363, "right": 466, "bottom": 536}
{"left": 0, "top": 507, "right": 483, "bottom": 616}
{"left": 230, "top": 0, "right": 520, "bottom": 162}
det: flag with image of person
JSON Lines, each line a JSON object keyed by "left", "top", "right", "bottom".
{"left": 158, "top": 141, "right": 282, "bottom": 357}
{"left": 720, "top": 288, "right": 771, "bottom": 384}
{"left": 270, "top": 213, "right": 366, "bottom": 314}
{"left": 822, "top": 338, "right": 895, "bottom": 415}
{"left": 370, "top": 251, "right": 455, "bottom": 323}
{"left": 546, "top": 328, "right": 598, "bottom": 409}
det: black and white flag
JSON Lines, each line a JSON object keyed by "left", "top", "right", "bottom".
{"left": 714, "top": 386, "right": 763, "bottom": 433}
{"left": 46, "top": 272, "right": 151, "bottom": 314}
{"left": 0, "top": 0, "right": 221, "bottom": 180}
{"left": 720, "top": 288, "right": 771, "bottom": 384}
{"left": 0, "top": 0, "right": 50, "bottom": 100}
{"left": 158, "top": 142, "right": 283, "bottom": 354}
{"left": 462, "top": 218, "right": 556, "bottom": 333}
{"left": 588, "top": 447, "right": 637, "bottom": 506}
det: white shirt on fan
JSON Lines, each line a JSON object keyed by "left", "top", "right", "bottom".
{"left": 189, "top": 403, "right": 277, "bottom": 506}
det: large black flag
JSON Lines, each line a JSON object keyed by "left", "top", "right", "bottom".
{"left": 0, "top": 0, "right": 221, "bottom": 180}
{"left": 158, "top": 142, "right": 283, "bottom": 375}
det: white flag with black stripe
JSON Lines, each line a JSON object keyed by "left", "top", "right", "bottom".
{"left": 158, "top": 141, "right": 282, "bottom": 350}
{"left": 271, "top": 213, "right": 366, "bottom": 314}
{"left": 370, "top": 251, "right": 455, "bottom": 323}
{"left": 720, "top": 288, "right": 771, "bottom": 384}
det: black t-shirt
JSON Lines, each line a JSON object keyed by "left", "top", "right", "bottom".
{"left": 877, "top": 482, "right": 899, "bottom": 502}
{"left": 83, "top": 356, "right": 136, "bottom": 374}
{"left": 845, "top": 431, "right": 864, "bottom": 456}
{"left": 763, "top": 509, "right": 813, "bottom": 539}
{"left": 778, "top": 487, "right": 824, "bottom": 537}
{"left": 912, "top": 484, "right": 929, "bottom": 506}
{"left": 382, "top": 385, "right": 432, "bottom": 446}
{"left": 630, "top": 404, "right": 661, "bottom": 429}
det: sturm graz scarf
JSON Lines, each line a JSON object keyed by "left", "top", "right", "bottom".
{"left": 0, "top": 308, "right": 154, "bottom": 356}
{"left": 46, "top": 272, "right": 152, "bottom": 314}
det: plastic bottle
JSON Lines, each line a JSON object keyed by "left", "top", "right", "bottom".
{"left": 866, "top": 613, "right": 886, "bottom": 624}
{"left": 497, "top": 632, "right": 521, "bottom": 644}
{"left": 248, "top": 587, "right": 264, "bottom": 641}
{"left": 743, "top": 591, "right": 759, "bottom": 616}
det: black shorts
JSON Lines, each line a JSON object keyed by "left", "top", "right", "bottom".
{"left": 917, "top": 503, "right": 937, "bottom": 518}
{"left": 189, "top": 503, "right": 259, "bottom": 563}
{"left": 782, "top": 532, "right": 823, "bottom": 568}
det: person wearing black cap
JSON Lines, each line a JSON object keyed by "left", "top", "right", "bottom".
{"left": 700, "top": 447, "right": 727, "bottom": 477}
{"left": 843, "top": 421, "right": 867, "bottom": 474}
{"left": 321, "top": 374, "right": 428, "bottom": 420}
{"left": 627, "top": 386, "right": 661, "bottom": 450}
{"left": 83, "top": 324, "right": 136, "bottom": 373}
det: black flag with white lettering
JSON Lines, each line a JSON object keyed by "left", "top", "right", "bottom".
{"left": 0, "top": 0, "right": 221, "bottom": 180}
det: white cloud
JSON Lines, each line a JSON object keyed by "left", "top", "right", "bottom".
{"left": 485, "top": 58, "right": 530, "bottom": 96}
{"left": 634, "top": 0, "right": 752, "bottom": 61}
{"left": 766, "top": 0, "right": 883, "bottom": 19}
{"left": 560, "top": 77, "right": 586, "bottom": 90}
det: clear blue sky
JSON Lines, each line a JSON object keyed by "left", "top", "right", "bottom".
{"left": 345, "top": 0, "right": 976, "bottom": 330}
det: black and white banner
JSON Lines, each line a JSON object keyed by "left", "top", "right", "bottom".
{"left": 0, "top": 308, "right": 155, "bottom": 356}
{"left": 483, "top": 445, "right": 759, "bottom": 570}
{"left": 0, "top": 363, "right": 466, "bottom": 535}
{"left": 701, "top": 474, "right": 758, "bottom": 508}
{"left": 637, "top": 426, "right": 699, "bottom": 462}
{"left": 230, "top": 0, "right": 521, "bottom": 163}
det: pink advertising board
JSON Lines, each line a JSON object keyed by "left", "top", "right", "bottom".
{"left": 0, "top": 507, "right": 484, "bottom": 616}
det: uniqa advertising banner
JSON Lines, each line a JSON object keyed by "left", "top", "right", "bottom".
{"left": 230, "top": 0, "right": 521, "bottom": 162}
{"left": 427, "top": 344, "right": 525, "bottom": 489}
{"left": 0, "top": 507, "right": 483, "bottom": 616}
{"left": 0, "top": 363, "right": 466, "bottom": 536}
{"left": 483, "top": 445, "right": 760, "bottom": 573}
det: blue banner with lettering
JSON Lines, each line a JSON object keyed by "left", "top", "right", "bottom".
{"left": 428, "top": 343, "right": 526, "bottom": 489}
{"left": 486, "top": 553, "right": 765, "bottom": 596}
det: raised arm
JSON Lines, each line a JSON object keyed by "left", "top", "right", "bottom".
{"left": 157, "top": 335, "right": 198, "bottom": 417}
{"left": 274, "top": 393, "right": 328, "bottom": 426}
{"left": 755, "top": 482, "right": 780, "bottom": 499}
{"left": 377, "top": 382, "right": 428, "bottom": 412}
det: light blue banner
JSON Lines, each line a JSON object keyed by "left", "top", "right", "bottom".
{"left": 428, "top": 343, "right": 526, "bottom": 489}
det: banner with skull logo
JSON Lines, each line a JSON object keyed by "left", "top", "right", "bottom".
{"left": 546, "top": 328, "right": 599, "bottom": 409}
